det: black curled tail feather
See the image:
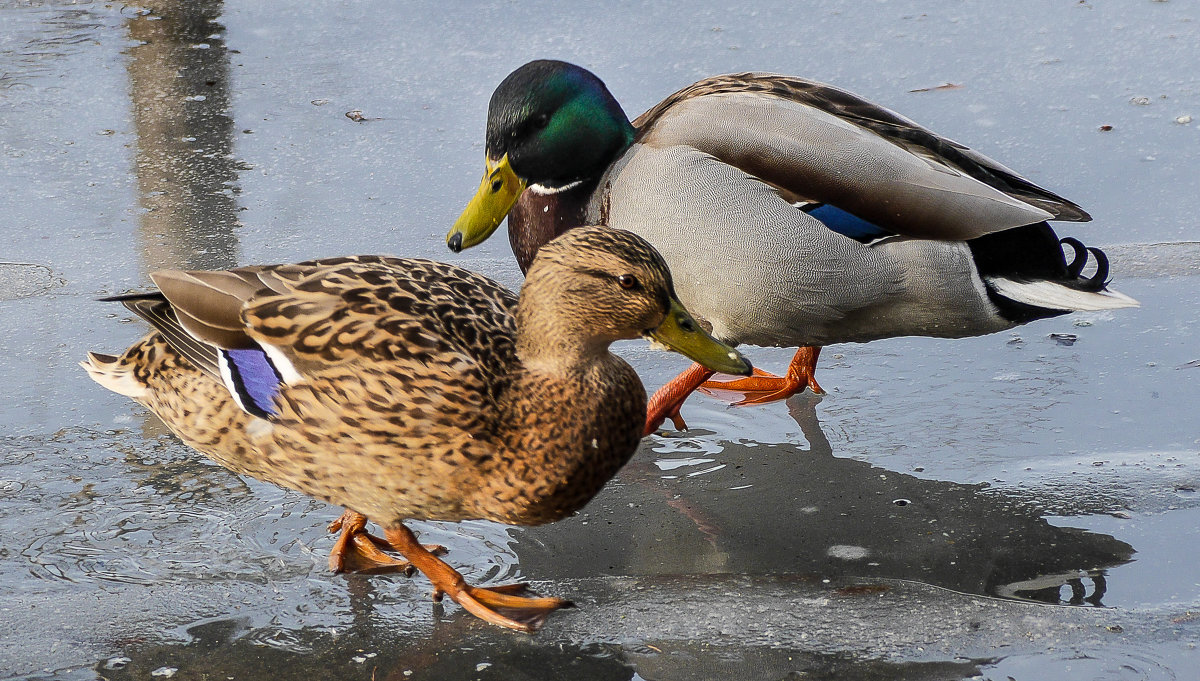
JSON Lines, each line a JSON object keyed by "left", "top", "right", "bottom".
{"left": 1060, "top": 237, "right": 1087, "bottom": 278}
{"left": 968, "top": 222, "right": 1118, "bottom": 323}
{"left": 1059, "top": 237, "right": 1109, "bottom": 290}
{"left": 1085, "top": 247, "right": 1110, "bottom": 289}
{"left": 967, "top": 222, "right": 1112, "bottom": 291}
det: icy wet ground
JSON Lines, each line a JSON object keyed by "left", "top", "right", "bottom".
{"left": 2, "top": 1, "right": 1198, "bottom": 679}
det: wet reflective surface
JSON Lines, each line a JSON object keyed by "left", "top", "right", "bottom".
{"left": 2, "top": 1, "right": 1199, "bottom": 679}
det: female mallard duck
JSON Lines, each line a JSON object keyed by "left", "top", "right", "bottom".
{"left": 447, "top": 59, "right": 1138, "bottom": 433}
{"left": 81, "top": 226, "right": 751, "bottom": 632}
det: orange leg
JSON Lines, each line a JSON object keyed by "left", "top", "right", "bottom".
{"left": 383, "top": 524, "right": 572, "bottom": 633}
{"left": 703, "top": 346, "right": 825, "bottom": 405}
{"left": 644, "top": 363, "right": 715, "bottom": 435}
{"left": 327, "top": 509, "right": 444, "bottom": 575}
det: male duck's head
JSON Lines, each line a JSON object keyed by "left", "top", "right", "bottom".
{"left": 448, "top": 60, "right": 635, "bottom": 252}
{"left": 520, "top": 226, "right": 751, "bottom": 377}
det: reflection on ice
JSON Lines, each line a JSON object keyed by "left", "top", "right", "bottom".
{"left": 126, "top": 0, "right": 244, "bottom": 274}
{"left": 652, "top": 456, "right": 716, "bottom": 471}
{"left": 519, "top": 395, "right": 1134, "bottom": 607}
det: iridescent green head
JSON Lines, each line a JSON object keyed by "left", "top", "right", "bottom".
{"left": 486, "top": 60, "right": 634, "bottom": 189}
{"left": 448, "top": 60, "right": 635, "bottom": 252}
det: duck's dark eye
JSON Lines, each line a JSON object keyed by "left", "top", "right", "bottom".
{"left": 533, "top": 113, "right": 550, "bottom": 129}
{"left": 617, "top": 274, "right": 638, "bottom": 290}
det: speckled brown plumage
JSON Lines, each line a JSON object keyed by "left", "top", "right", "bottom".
{"left": 83, "top": 226, "right": 746, "bottom": 631}
{"left": 86, "top": 232, "right": 667, "bottom": 524}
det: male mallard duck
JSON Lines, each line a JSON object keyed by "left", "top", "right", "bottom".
{"left": 81, "top": 227, "right": 751, "bottom": 632}
{"left": 447, "top": 59, "right": 1138, "bottom": 433}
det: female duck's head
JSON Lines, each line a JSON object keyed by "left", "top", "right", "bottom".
{"left": 519, "top": 226, "right": 751, "bottom": 377}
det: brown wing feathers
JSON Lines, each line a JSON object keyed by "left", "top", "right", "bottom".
{"left": 149, "top": 269, "right": 271, "bottom": 350}
{"left": 100, "top": 292, "right": 222, "bottom": 378}
{"left": 106, "top": 257, "right": 521, "bottom": 392}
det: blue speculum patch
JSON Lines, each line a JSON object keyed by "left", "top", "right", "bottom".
{"left": 806, "top": 203, "right": 890, "bottom": 241}
{"left": 223, "top": 348, "right": 283, "bottom": 417}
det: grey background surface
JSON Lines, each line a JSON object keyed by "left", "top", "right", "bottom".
{"left": 1, "top": 1, "right": 1197, "bottom": 679}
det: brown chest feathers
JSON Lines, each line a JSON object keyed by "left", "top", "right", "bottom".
{"left": 508, "top": 180, "right": 598, "bottom": 274}
{"left": 493, "top": 358, "right": 646, "bottom": 524}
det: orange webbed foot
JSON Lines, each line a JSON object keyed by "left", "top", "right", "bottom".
{"left": 385, "top": 525, "right": 572, "bottom": 633}
{"left": 702, "top": 367, "right": 824, "bottom": 404}
{"left": 701, "top": 346, "right": 824, "bottom": 404}
{"left": 327, "top": 509, "right": 445, "bottom": 575}
{"left": 441, "top": 582, "right": 574, "bottom": 632}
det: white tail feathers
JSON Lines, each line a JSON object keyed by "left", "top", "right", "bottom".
{"left": 986, "top": 277, "right": 1140, "bottom": 312}
{"left": 80, "top": 352, "right": 147, "bottom": 399}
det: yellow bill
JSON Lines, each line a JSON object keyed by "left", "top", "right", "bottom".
{"left": 447, "top": 154, "right": 527, "bottom": 252}
{"left": 648, "top": 298, "right": 752, "bottom": 376}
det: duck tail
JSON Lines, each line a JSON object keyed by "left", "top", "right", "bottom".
{"left": 80, "top": 351, "right": 147, "bottom": 399}
{"left": 970, "top": 224, "right": 1140, "bottom": 318}
{"left": 983, "top": 276, "right": 1139, "bottom": 312}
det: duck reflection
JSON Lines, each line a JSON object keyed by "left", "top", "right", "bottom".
{"left": 122, "top": 0, "right": 250, "bottom": 488}
{"left": 517, "top": 395, "right": 1132, "bottom": 607}
{"left": 125, "top": 0, "right": 242, "bottom": 273}
{"left": 85, "top": 394, "right": 1130, "bottom": 678}
{"left": 95, "top": 581, "right": 640, "bottom": 681}
{"left": 95, "top": 606, "right": 987, "bottom": 681}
